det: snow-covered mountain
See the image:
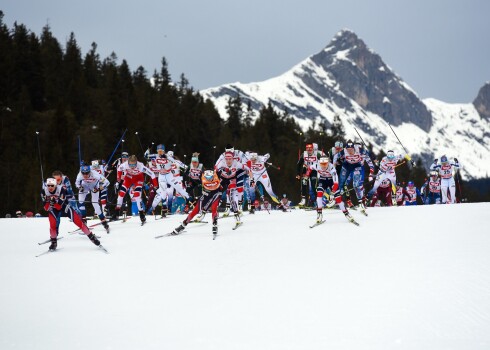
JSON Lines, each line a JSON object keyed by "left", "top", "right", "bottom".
{"left": 201, "top": 30, "right": 490, "bottom": 179}
{"left": 2, "top": 204, "right": 490, "bottom": 349}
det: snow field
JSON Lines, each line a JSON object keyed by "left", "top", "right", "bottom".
{"left": 1, "top": 203, "right": 489, "bottom": 349}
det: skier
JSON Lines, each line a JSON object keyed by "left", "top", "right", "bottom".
{"left": 310, "top": 156, "right": 355, "bottom": 224}
{"left": 144, "top": 154, "right": 160, "bottom": 215}
{"left": 296, "top": 143, "right": 325, "bottom": 207}
{"left": 183, "top": 152, "right": 203, "bottom": 213}
{"left": 75, "top": 165, "right": 111, "bottom": 232}
{"left": 114, "top": 155, "right": 159, "bottom": 224}
{"left": 333, "top": 140, "right": 374, "bottom": 215}
{"left": 167, "top": 150, "right": 189, "bottom": 211}
{"left": 395, "top": 182, "right": 411, "bottom": 206}
{"left": 421, "top": 171, "right": 441, "bottom": 205}
{"left": 90, "top": 160, "right": 109, "bottom": 214}
{"left": 41, "top": 177, "right": 101, "bottom": 251}
{"left": 51, "top": 170, "right": 79, "bottom": 212}
{"left": 369, "top": 150, "right": 411, "bottom": 197}
{"left": 247, "top": 152, "right": 280, "bottom": 214}
{"left": 215, "top": 144, "right": 249, "bottom": 215}
{"left": 215, "top": 151, "right": 250, "bottom": 226}
{"left": 369, "top": 178, "right": 394, "bottom": 207}
{"left": 430, "top": 156, "right": 461, "bottom": 204}
{"left": 170, "top": 170, "right": 222, "bottom": 238}
{"left": 404, "top": 181, "right": 422, "bottom": 205}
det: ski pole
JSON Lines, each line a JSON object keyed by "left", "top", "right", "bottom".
{"left": 353, "top": 127, "right": 377, "bottom": 164}
{"left": 78, "top": 135, "right": 82, "bottom": 165}
{"left": 35, "top": 131, "right": 44, "bottom": 184}
{"left": 456, "top": 170, "right": 463, "bottom": 203}
{"left": 134, "top": 131, "right": 145, "bottom": 155}
{"left": 388, "top": 123, "right": 415, "bottom": 166}
{"left": 266, "top": 162, "right": 281, "bottom": 170}
{"left": 106, "top": 129, "right": 128, "bottom": 166}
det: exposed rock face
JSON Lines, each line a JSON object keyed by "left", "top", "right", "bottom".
{"left": 473, "top": 82, "right": 490, "bottom": 121}
{"left": 309, "top": 30, "right": 432, "bottom": 131}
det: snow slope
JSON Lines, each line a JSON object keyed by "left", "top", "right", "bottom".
{"left": 1, "top": 204, "right": 490, "bottom": 350}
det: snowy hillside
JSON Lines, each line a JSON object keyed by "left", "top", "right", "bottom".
{"left": 2, "top": 204, "right": 490, "bottom": 350}
{"left": 201, "top": 30, "right": 490, "bottom": 180}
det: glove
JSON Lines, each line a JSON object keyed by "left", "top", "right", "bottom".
{"left": 410, "top": 160, "right": 416, "bottom": 167}
{"left": 115, "top": 180, "right": 122, "bottom": 191}
{"left": 250, "top": 179, "right": 255, "bottom": 187}
{"left": 77, "top": 186, "right": 84, "bottom": 193}
{"left": 295, "top": 175, "right": 301, "bottom": 180}
{"left": 404, "top": 154, "right": 411, "bottom": 161}
{"left": 92, "top": 187, "right": 99, "bottom": 193}
{"left": 454, "top": 158, "right": 458, "bottom": 163}
{"left": 433, "top": 159, "right": 438, "bottom": 164}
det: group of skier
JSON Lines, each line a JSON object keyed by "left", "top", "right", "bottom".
{"left": 39, "top": 137, "right": 462, "bottom": 251}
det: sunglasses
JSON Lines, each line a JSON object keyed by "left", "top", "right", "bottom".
{"left": 128, "top": 163, "right": 137, "bottom": 168}
{"left": 47, "top": 184, "right": 55, "bottom": 188}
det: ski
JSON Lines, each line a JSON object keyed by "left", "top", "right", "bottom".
{"left": 190, "top": 220, "right": 208, "bottom": 224}
{"left": 359, "top": 209, "right": 368, "bottom": 217}
{"left": 309, "top": 220, "right": 326, "bottom": 229}
{"left": 38, "top": 236, "right": 64, "bottom": 245}
{"left": 141, "top": 220, "right": 146, "bottom": 226}
{"left": 98, "top": 245, "right": 109, "bottom": 254}
{"left": 36, "top": 248, "right": 62, "bottom": 258}
{"left": 155, "top": 230, "right": 186, "bottom": 239}
{"left": 232, "top": 222, "right": 243, "bottom": 230}
{"left": 69, "top": 221, "right": 102, "bottom": 234}
{"left": 213, "top": 234, "right": 218, "bottom": 240}
{"left": 346, "top": 217, "right": 360, "bottom": 226}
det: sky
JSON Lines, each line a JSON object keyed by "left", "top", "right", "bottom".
{"left": 3, "top": 0, "right": 490, "bottom": 103}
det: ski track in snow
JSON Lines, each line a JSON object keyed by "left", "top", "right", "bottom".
{"left": 1, "top": 203, "right": 490, "bottom": 350}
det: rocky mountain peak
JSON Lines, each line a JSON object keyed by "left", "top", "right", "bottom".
{"left": 473, "top": 82, "right": 490, "bottom": 121}
{"left": 310, "top": 30, "right": 433, "bottom": 132}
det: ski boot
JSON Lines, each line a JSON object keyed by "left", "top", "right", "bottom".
{"left": 102, "top": 220, "right": 110, "bottom": 233}
{"left": 112, "top": 207, "right": 121, "bottom": 221}
{"left": 234, "top": 211, "right": 241, "bottom": 223}
{"left": 346, "top": 199, "right": 354, "bottom": 208}
{"left": 48, "top": 238, "right": 57, "bottom": 251}
{"left": 212, "top": 218, "right": 218, "bottom": 238}
{"left": 298, "top": 196, "right": 306, "bottom": 207}
{"left": 316, "top": 209, "right": 323, "bottom": 223}
{"left": 172, "top": 222, "right": 186, "bottom": 235}
{"left": 249, "top": 206, "right": 255, "bottom": 214}
{"left": 139, "top": 210, "right": 146, "bottom": 225}
{"left": 194, "top": 211, "right": 206, "bottom": 222}
{"left": 222, "top": 204, "right": 231, "bottom": 217}
{"left": 87, "top": 233, "right": 100, "bottom": 246}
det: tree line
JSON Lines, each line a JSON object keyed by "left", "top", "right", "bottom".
{"left": 0, "top": 13, "right": 480, "bottom": 216}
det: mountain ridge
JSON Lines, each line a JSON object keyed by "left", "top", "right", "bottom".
{"left": 201, "top": 30, "right": 490, "bottom": 180}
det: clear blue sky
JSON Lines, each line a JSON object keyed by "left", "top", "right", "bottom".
{"left": 3, "top": 0, "right": 489, "bottom": 102}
